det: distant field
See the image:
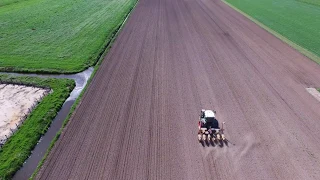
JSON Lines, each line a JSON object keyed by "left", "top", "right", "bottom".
{"left": 0, "top": 0, "right": 136, "bottom": 73}
{"left": 225, "top": 0, "right": 320, "bottom": 62}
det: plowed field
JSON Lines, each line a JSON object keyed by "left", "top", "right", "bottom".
{"left": 36, "top": 0, "right": 320, "bottom": 179}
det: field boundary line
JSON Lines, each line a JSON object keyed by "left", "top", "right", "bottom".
{"left": 30, "top": 0, "right": 140, "bottom": 179}
{"left": 222, "top": 0, "right": 320, "bottom": 65}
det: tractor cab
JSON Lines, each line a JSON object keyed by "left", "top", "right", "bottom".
{"left": 200, "top": 109, "right": 219, "bottom": 129}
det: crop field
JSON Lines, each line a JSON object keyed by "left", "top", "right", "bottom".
{"left": 0, "top": 75, "right": 74, "bottom": 179}
{"left": 34, "top": 0, "right": 320, "bottom": 179}
{"left": 0, "top": 0, "right": 137, "bottom": 73}
{"left": 225, "top": 0, "right": 320, "bottom": 63}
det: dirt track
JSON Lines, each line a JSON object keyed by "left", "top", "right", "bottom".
{"left": 36, "top": 0, "right": 320, "bottom": 179}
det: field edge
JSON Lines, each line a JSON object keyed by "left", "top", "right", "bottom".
{"left": 222, "top": 0, "right": 320, "bottom": 65}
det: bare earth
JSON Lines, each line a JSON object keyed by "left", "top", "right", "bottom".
{"left": 307, "top": 88, "right": 320, "bottom": 102}
{"left": 36, "top": 0, "right": 320, "bottom": 179}
{"left": 0, "top": 84, "right": 47, "bottom": 141}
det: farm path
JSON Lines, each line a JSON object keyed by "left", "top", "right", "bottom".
{"left": 36, "top": 0, "right": 320, "bottom": 179}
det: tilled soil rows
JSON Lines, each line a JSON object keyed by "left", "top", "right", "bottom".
{"left": 36, "top": 0, "right": 320, "bottom": 179}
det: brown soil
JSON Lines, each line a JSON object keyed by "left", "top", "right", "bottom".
{"left": 36, "top": 0, "right": 320, "bottom": 179}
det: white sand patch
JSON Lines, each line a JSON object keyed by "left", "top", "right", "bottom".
{"left": 306, "top": 88, "right": 320, "bottom": 102}
{"left": 0, "top": 84, "right": 49, "bottom": 143}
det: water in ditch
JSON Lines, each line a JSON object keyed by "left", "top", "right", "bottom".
{"left": 0, "top": 67, "right": 94, "bottom": 179}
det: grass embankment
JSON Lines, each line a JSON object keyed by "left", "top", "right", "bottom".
{"left": 0, "top": 75, "right": 75, "bottom": 179}
{"left": 0, "top": 0, "right": 136, "bottom": 73}
{"left": 224, "top": 0, "right": 320, "bottom": 64}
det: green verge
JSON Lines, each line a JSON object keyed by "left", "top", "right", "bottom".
{"left": 30, "top": 0, "right": 139, "bottom": 179}
{"left": 0, "top": 0, "right": 137, "bottom": 73}
{"left": 0, "top": 75, "right": 75, "bottom": 180}
{"left": 223, "top": 0, "right": 320, "bottom": 65}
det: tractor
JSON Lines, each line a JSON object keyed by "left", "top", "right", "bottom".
{"left": 198, "top": 109, "right": 225, "bottom": 143}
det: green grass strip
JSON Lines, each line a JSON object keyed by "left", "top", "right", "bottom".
{"left": 223, "top": 0, "right": 320, "bottom": 65}
{"left": 0, "top": 75, "right": 75, "bottom": 180}
{"left": 30, "top": 0, "right": 138, "bottom": 179}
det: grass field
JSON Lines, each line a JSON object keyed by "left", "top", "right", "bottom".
{"left": 0, "top": 75, "right": 75, "bottom": 179}
{"left": 225, "top": 0, "right": 320, "bottom": 62}
{"left": 0, "top": 0, "right": 137, "bottom": 73}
